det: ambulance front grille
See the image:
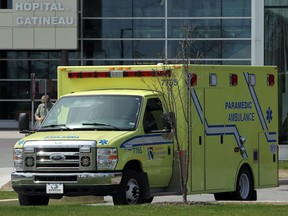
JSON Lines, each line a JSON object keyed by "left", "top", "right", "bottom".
{"left": 35, "top": 147, "right": 80, "bottom": 171}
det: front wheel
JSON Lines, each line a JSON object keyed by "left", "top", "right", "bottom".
{"left": 112, "top": 170, "right": 144, "bottom": 205}
{"left": 18, "top": 194, "right": 49, "bottom": 206}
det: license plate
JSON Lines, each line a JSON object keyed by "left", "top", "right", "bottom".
{"left": 46, "top": 183, "right": 64, "bottom": 194}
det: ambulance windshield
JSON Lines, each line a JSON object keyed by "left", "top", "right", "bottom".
{"left": 40, "top": 95, "right": 142, "bottom": 131}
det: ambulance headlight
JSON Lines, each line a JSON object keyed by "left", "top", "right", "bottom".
{"left": 13, "top": 149, "right": 24, "bottom": 171}
{"left": 97, "top": 148, "right": 118, "bottom": 170}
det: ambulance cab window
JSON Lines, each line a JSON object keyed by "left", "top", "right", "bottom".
{"left": 143, "top": 98, "right": 163, "bottom": 133}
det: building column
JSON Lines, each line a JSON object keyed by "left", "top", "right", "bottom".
{"left": 61, "top": 50, "right": 69, "bottom": 66}
{"left": 251, "top": 0, "right": 264, "bottom": 65}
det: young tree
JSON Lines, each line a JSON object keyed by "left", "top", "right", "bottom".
{"left": 143, "top": 24, "right": 203, "bottom": 202}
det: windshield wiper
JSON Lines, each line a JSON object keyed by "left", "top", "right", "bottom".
{"left": 41, "top": 124, "right": 72, "bottom": 130}
{"left": 82, "top": 122, "right": 122, "bottom": 130}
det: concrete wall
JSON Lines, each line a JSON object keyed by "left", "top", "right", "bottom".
{"left": 0, "top": 0, "right": 77, "bottom": 50}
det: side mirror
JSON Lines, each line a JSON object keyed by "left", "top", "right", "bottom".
{"left": 18, "top": 113, "right": 30, "bottom": 133}
{"left": 162, "top": 112, "right": 175, "bottom": 131}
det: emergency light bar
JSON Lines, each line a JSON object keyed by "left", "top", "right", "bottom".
{"left": 68, "top": 70, "right": 171, "bottom": 78}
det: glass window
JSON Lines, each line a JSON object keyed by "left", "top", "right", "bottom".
{"left": 0, "top": 102, "right": 31, "bottom": 120}
{"left": 168, "top": 19, "right": 251, "bottom": 38}
{"left": 265, "top": 0, "right": 288, "bottom": 6}
{"left": 42, "top": 95, "right": 142, "bottom": 130}
{"left": 222, "top": 40, "right": 251, "bottom": 58}
{"left": 83, "top": 19, "right": 164, "bottom": 38}
{"left": 1, "top": 60, "right": 59, "bottom": 79}
{"left": 143, "top": 98, "right": 163, "bottom": 132}
{"left": 133, "top": 19, "right": 164, "bottom": 38}
{"left": 0, "top": 81, "right": 30, "bottom": 100}
{"left": 83, "top": 0, "right": 164, "bottom": 17}
{"left": 168, "top": 0, "right": 221, "bottom": 17}
{"left": 167, "top": 0, "right": 250, "bottom": 17}
{"left": 0, "top": 0, "right": 12, "bottom": 9}
{"left": 192, "top": 60, "right": 251, "bottom": 65}
{"left": 265, "top": 4, "right": 288, "bottom": 144}
{"left": 222, "top": 19, "right": 251, "bottom": 38}
{"left": 0, "top": 79, "right": 57, "bottom": 101}
{"left": 83, "top": 40, "right": 165, "bottom": 59}
{"left": 133, "top": 0, "right": 165, "bottom": 17}
{"left": 6, "top": 51, "right": 61, "bottom": 59}
{"left": 83, "top": 60, "right": 161, "bottom": 66}
{"left": 168, "top": 40, "right": 251, "bottom": 59}
{"left": 168, "top": 19, "right": 250, "bottom": 39}
{"left": 222, "top": 0, "right": 251, "bottom": 17}
{"left": 168, "top": 40, "right": 221, "bottom": 59}
{"left": 168, "top": 19, "right": 221, "bottom": 38}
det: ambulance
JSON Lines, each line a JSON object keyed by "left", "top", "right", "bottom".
{"left": 12, "top": 64, "right": 278, "bottom": 206}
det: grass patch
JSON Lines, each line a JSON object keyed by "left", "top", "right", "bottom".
{"left": 279, "top": 160, "right": 288, "bottom": 170}
{"left": 0, "top": 191, "right": 17, "bottom": 200}
{"left": 0, "top": 203, "right": 288, "bottom": 216}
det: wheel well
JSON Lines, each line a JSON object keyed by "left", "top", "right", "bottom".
{"left": 123, "top": 160, "right": 143, "bottom": 172}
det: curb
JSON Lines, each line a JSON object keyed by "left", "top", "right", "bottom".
{"left": 279, "top": 179, "right": 288, "bottom": 185}
{"left": 0, "top": 199, "right": 18, "bottom": 206}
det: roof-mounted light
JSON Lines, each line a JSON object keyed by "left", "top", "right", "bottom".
{"left": 267, "top": 74, "right": 275, "bottom": 86}
{"left": 248, "top": 74, "right": 256, "bottom": 86}
{"left": 190, "top": 73, "right": 197, "bottom": 86}
{"left": 209, "top": 73, "right": 217, "bottom": 86}
{"left": 230, "top": 74, "right": 238, "bottom": 86}
{"left": 68, "top": 70, "right": 171, "bottom": 78}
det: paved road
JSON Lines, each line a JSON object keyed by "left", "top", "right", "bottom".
{"left": 1, "top": 130, "right": 288, "bottom": 204}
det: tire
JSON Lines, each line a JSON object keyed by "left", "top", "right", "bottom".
{"left": 234, "top": 166, "right": 255, "bottom": 200}
{"left": 214, "top": 192, "right": 233, "bottom": 201}
{"left": 18, "top": 194, "right": 49, "bottom": 206}
{"left": 142, "top": 196, "right": 154, "bottom": 204}
{"left": 112, "top": 170, "right": 144, "bottom": 205}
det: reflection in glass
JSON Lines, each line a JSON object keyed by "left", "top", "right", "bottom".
{"left": 265, "top": 5, "right": 288, "bottom": 144}
{"left": 83, "top": 19, "right": 164, "bottom": 38}
{"left": 168, "top": 19, "right": 250, "bottom": 39}
{"left": 83, "top": 0, "right": 164, "bottom": 17}
{"left": 42, "top": 95, "right": 142, "bottom": 131}
{"left": 83, "top": 40, "right": 165, "bottom": 60}
{"left": 168, "top": 40, "right": 251, "bottom": 59}
{"left": 0, "top": 102, "right": 31, "bottom": 120}
{"left": 167, "top": 0, "right": 250, "bottom": 17}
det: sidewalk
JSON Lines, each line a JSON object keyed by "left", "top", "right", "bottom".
{"left": 0, "top": 168, "right": 13, "bottom": 190}
{"left": 0, "top": 130, "right": 25, "bottom": 139}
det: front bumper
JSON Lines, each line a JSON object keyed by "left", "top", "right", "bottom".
{"left": 11, "top": 171, "right": 122, "bottom": 196}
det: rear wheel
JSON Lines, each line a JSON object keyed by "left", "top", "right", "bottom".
{"left": 113, "top": 170, "right": 144, "bottom": 205}
{"left": 234, "top": 166, "right": 256, "bottom": 200}
{"left": 18, "top": 194, "right": 49, "bottom": 206}
{"left": 214, "top": 166, "right": 256, "bottom": 201}
{"left": 142, "top": 196, "right": 154, "bottom": 204}
{"left": 214, "top": 192, "right": 233, "bottom": 201}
